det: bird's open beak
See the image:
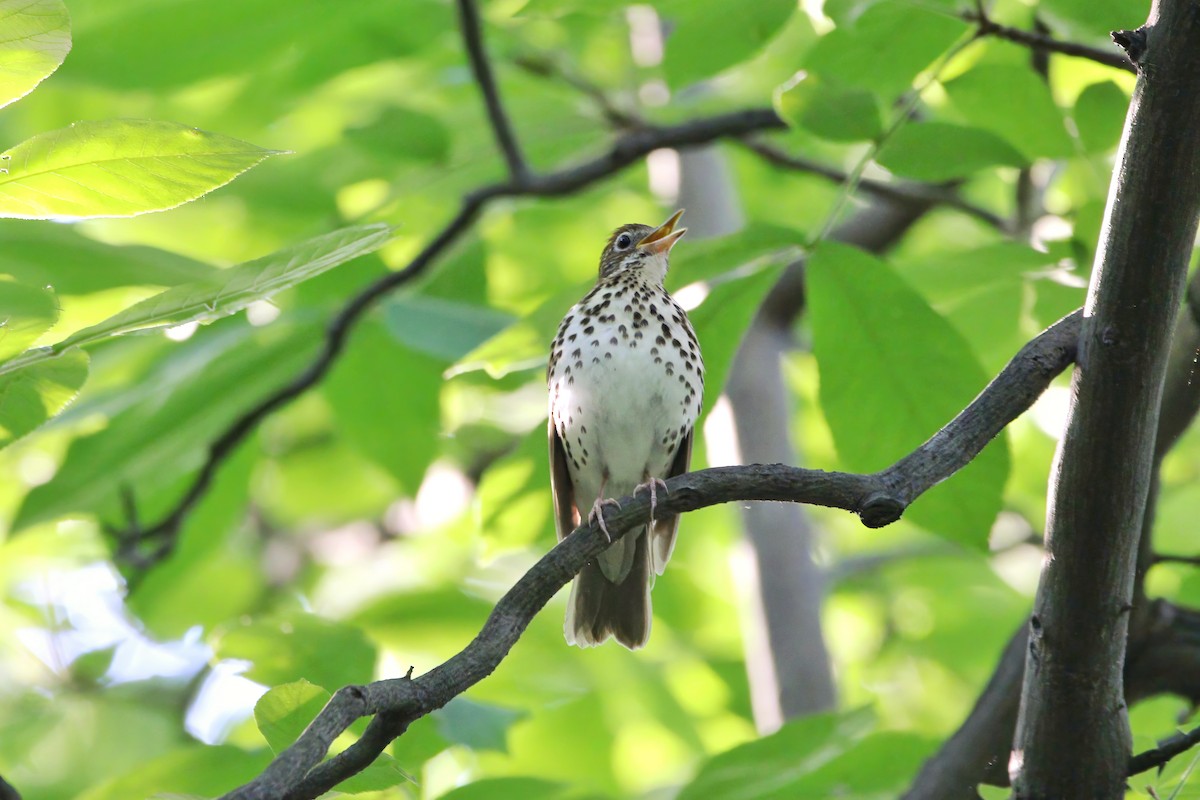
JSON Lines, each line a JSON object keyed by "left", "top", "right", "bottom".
{"left": 638, "top": 209, "right": 687, "bottom": 255}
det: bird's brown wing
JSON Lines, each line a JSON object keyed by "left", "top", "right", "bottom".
{"left": 650, "top": 428, "right": 692, "bottom": 575}
{"left": 549, "top": 420, "right": 580, "bottom": 541}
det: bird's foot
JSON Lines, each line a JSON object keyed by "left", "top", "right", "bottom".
{"left": 635, "top": 477, "right": 669, "bottom": 523}
{"left": 588, "top": 497, "right": 622, "bottom": 543}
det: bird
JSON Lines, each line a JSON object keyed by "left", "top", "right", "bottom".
{"left": 547, "top": 209, "right": 704, "bottom": 649}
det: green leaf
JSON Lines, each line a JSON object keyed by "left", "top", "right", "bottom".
{"left": 0, "top": 224, "right": 390, "bottom": 378}
{"left": 437, "top": 777, "right": 572, "bottom": 800}
{"left": 877, "top": 122, "right": 1026, "bottom": 181}
{"left": 434, "top": 697, "right": 526, "bottom": 754}
{"left": 214, "top": 612, "right": 376, "bottom": 689}
{"left": 12, "top": 320, "right": 318, "bottom": 530}
{"left": 807, "top": 242, "right": 1009, "bottom": 546}
{"left": 660, "top": 0, "right": 796, "bottom": 88}
{"left": 0, "top": 220, "right": 217, "bottom": 294}
{"left": 1073, "top": 81, "right": 1129, "bottom": 154}
{"left": 75, "top": 745, "right": 271, "bottom": 800}
{"left": 776, "top": 73, "right": 883, "bottom": 142}
{"left": 254, "top": 679, "right": 332, "bottom": 754}
{"left": 1039, "top": 0, "right": 1149, "bottom": 39}
{"left": 0, "top": 347, "right": 87, "bottom": 449}
{"left": 324, "top": 319, "right": 443, "bottom": 492}
{"left": 0, "top": 0, "right": 71, "bottom": 110}
{"left": 383, "top": 295, "right": 516, "bottom": 363}
{"left": 943, "top": 65, "right": 1073, "bottom": 160}
{"left": 0, "top": 119, "right": 283, "bottom": 220}
{"left": 0, "top": 280, "right": 58, "bottom": 361}
{"left": 805, "top": 4, "right": 968, "bottom": 100}
{"left": 346, "top": 106, "right": 451, "bottom": 164}
{"left": 678, "top": 708, "right": 874, "bottom": 800}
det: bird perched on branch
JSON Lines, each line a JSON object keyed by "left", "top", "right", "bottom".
{"left": 548, "top": 209, "right": 704, "bottom": 649}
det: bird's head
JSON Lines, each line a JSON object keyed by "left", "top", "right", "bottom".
{"left": 598, "top": 209, "right": 686, "bottom": 284}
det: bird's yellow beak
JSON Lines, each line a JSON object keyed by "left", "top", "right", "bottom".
{"left": 638, "top": 209, "right": 687, "bottom": 255}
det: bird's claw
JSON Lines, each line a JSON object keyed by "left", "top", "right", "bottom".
{"left": 635, "top": 477, "right": 670, "bottom": 523}
{"left": 588, "top": 497, "right": 622, "bottom": 543}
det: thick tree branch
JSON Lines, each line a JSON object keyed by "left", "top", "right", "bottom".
{"left": 1012, "top": 0, "right": 1200, "bottom": 794}
{"left": 964, "top": 9, "right": 1136, "bottom": 74}
{"left": 456, "top": 0, "right": 529, "bottom": 181}
{"left": 219, "top": 310, "right": 1081, "bottom": 800}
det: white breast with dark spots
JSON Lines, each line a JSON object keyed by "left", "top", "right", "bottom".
{"left": 548, "top": 278, "right": 704, "bottom": 504}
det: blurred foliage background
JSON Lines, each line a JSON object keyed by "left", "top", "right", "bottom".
{"left": 4, "top": 0, "right": 1198, "bottom": 797}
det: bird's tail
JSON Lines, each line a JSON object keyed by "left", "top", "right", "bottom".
{"left": 564, "top": 527, "right": 652, "bottom": 649}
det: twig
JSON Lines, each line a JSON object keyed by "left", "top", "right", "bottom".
{"left": 1129, "top": 724, "right": 1200, "bottom": 777}
{"left": 219, "top": 309, "right": 1082, "bottom": 800}
{"left": 740, "top": 139, "right": 1010, "bottom": 232}
{"left": 114, "top": 106, "right": 787, "bottom": 565}
{"left": 456, "top": 0, "right": 529, "bottom": 181}
{"left": 965, "top": 9, "right": 1136, "bottom": 74}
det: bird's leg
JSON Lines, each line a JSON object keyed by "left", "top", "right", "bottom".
{"left": 587, "top": 475, "right": 621, "bottom": 544}
{"left": 635, "top": 475, "right": 670, "bottom": 523}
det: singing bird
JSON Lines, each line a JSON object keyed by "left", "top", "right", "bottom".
{"left": 547, "top": 210, "right": 704, "bottom": 649}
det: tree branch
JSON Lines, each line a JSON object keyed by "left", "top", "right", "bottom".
{"left": 964, "top": 9, "right": 1136, "bottom": 74}
{"left": 1128, "top": 724, "right": 1200, "bottom": 777}
{"left": 739, "top": 139, "right": 1010, "bottom": 233}
{"left": 456, "top": 0, "right": 529, "bottom": 181}
{"left": 218, "top": 309, "right": 1081, "bottom": 800}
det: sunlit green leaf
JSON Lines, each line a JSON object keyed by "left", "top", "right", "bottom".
{"left": 943, "top": 65, "right": 1073, "bottom": 160}
{"left": 0, "top": 224, "right": 390, "bottom": 379}
{"left": 1073, "top": 81, "right": 1129, "bottom": 154}
{"left": 435, "top": 697, "right": 526, "bottom": 754}
{"left": 76, "top": 745, "right": 271, "bottom": 800}
{"left": 0, "top": 280, "right": 58, "bottom": 361}
{"left": 254, "top": 679, "right": 332, "bottom": 754}
{"left": 13, "top": 320, "right": 318, "bottom": 529}
{"left": 776, "top": 73, "right": 883, "bottom": 142}
{"left": 660, "top": 0, "right": 795, "bottom": 88}
{"left": 678, "top": 708, "right": 874, "bottom": 799}
{"left": 0, "top": 119, "right": 283, "bottom": 220}
{"left": 215, "top": 612, "right": 376, "bottom": 689}
{"left": 877, "top": 122, "right": 1026, "bottom": 181}
{"left": 0, "top": 0, "right": 71, "bottom": 110}
{"left": 807, "top": 242, "right": 1009, "bottom": 546}
{"left": 438, "top": 777, "right": 572, "bottom": 800}
{"left": 0, "top": 346, "right": 87, "bottom": 449}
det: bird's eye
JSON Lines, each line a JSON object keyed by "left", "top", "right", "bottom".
{"left": 615, "top": 233, "right": 633, "bottom": 250}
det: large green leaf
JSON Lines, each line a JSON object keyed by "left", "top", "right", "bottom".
{"left": 438, "top": 778, "right": 572, "bottom": 800}
{"left": 678, "top": 708, "right": 874, "bottom": 799}
{"left": 0, "top": 281, "right": 58, "bottom": 362}
{"left": 805, "top": 4, "right": 968, "bottom": 101}
{"left": 0, "top": 220, "right": 216, "bottom": 294}
{"left": 1, "top": 223, "right": 390, "bottom": 377}
{"left": 807, "top": 242, "right": 1009, "bottom": 546}
{"left": 435, "top": 697, "right": 526, "bottom": 754}
{"left": 12, "top": 319, "right": 319, "bottom": 529}
{"left": 0, "top": 119, "right": 282, "bottom": 219}
{"left": 213, "top": 612, "right": 376, "bottom": 689}
{"left": 776, "top": 73, "right": 883, "bottom": 143}
{"left": 0, "top": 347, "right": 87, "bottom": 448}
{"left": 1073, "top": 81, "right": 1129, "bottom": 154}
{"left": 323, "top": 318, "right": 444, "bottom": 493}
{"left": 943, "top": 65, "right": 1073, "bottom": 161}
{"left": 0, "top": 0, "right": 71, "bottom": 109}
{"left": 75, "top": 745, "right": 271, "bottom": 800}
{"left": 659, "top": 0, "right": 795, "bottom": 88}
{"left": 877, "top": 122, "right": 1027, "bottom": 181}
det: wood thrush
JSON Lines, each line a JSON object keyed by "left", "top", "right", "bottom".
{"left": 547, "top": 209, "right": 704, "bottom": 649}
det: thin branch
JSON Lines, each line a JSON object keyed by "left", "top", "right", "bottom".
{"left": 456, "top": 0, "right": 529, "bottom": 181}
{"left": 219, "top": 310, "right": 1081, "bottom": 800}
{"left": 965, "top": 10, "right": 1136, "bottom": 74}
{"left": 740, "top": 138, "right": 1010, "bottom": 232}
{"left": 1129, "top": 724, "right": 1200, "bottom": 777}
{"left": 114, "top": 106, "right": 787, "bottom": 565}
